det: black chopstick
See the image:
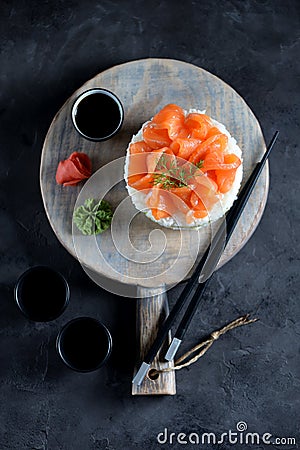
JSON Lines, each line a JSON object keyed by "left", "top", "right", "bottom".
{"left": 132, "top": 243, "right": 212, "bottom": 385}
{"left": 132, "top": 131, "right": 279, "bottom": 385}
{"left": 164, "top": 131, "right": 279, "bottom": 360}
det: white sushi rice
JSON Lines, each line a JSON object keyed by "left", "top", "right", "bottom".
{"left": 124, "top": 109, "right": 243, "bottom": 229}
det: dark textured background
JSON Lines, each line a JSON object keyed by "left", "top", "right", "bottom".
{"left": 0, "top": 1, "right": 299, "bottom": 449}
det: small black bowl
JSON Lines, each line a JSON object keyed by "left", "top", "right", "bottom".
{"left": 15, "top": 266, "right": 70, "bottom": 322}
{"left": 71, "top": 88, "right": 124, "bottom": 141}
{"left": 56, "top": 317, "right": 112, "bottom": 372}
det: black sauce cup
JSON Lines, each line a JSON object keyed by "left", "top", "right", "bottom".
{"left": 15, "top": 266, "right": 70, "bottom": 322}
{"left": 56, "top": 317, "right": 112, "bottom": 372}
{"left": 71, "top": 88, "right": 124, "bottom": 141}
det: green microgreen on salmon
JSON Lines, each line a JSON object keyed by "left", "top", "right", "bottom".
{"left": 152, "top": 154, "right": 204, "bottom": 189}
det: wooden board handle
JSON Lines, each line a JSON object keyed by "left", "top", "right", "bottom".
{"left": 132, "top": 286, "right": 176, "bottom": 395}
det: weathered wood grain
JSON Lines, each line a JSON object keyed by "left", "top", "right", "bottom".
{"left": 132, "top": 286, "right": 176, "bottom": 395}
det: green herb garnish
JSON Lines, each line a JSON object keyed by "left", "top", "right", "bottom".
{"left": 152, "top": 154, "right": 204, "bottom": 189}
{"left": 196, "top": 160, "right": 204, "bottom": 169}
{"left": 73, "top": 198, "right": 113, "bottom": 235}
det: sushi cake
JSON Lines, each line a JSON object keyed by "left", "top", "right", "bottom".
{"left": 124, "top": 104, "right": 243, "bottom": 229}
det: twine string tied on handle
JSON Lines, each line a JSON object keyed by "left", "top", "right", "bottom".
{"left": 156, "top": 314, "right": 258, "bottom": 373}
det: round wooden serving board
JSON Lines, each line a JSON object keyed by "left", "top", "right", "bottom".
{"left": 40, "top": 58, "right": 268, "bottom": 282}
{"left": 40, "top": 59, "right": 268, "bottom": 395}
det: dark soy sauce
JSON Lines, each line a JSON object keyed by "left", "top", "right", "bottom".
{"left": 73, "top": 91, "right": 123, "bottom": 140}
{"left": 57, "top": 318, "right": 112, "bottom": 372}
{"left": 15, "top": 267, "right": 69, "bottom": 322}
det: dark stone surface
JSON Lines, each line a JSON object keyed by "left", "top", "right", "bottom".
{"left": 0, "top": 1, "right": 299, "bottom": 449}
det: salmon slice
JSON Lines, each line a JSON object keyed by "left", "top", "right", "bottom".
{"left": 206, "top": 170, "right": 218, "bottom": 183}
{"left": 127, "top": 174, "right": 145, "bottom": 185}
{"left": 189, "top": 134, "right": 228, "bottom": 165}
{"left": 146, "top": 186, "right": 174, "bottom": 219}
{"left": 143, "top": 124, "right": 172, "bottom": 149}
{"left": 193, "top": 210, "right": 208, "bottom": 218}
{"left": 185, "top": 113, "right": 212, "bottom": 140}
{"left": 215, "top": 169, "right": 237, "bottom": 193}
{"left": 215, "top": 154, "right": 241, "bottom": 193}
{"left": 170, "top": 138, "right": 202, "bottom": 159}
{"left": 128, "top": 173, "right": 154, "bottom": 191}
{"left": 189, "top": 173, "right": 219, "bottom": 211}
{"left": 128, "top": 153, "right": 148, "bottom": 177}
{"left": 146, "top": 147, "right": 175, "bottom": 174}
{"left": 128, "top": 141, "right": 154, "bottom": 178}
{"left": 147, "top": 185, "right": 192, "bottom": 217}
{"left": 190, "top": 190, "right": 210, "bottom": 218}
{"left": 189, "top": 167, "right": 218, "bottom": 192}
{"left": 206, "top": 126, "right": 223, "bottom": 138}
{"left": 169, "top": 186, "right": 192, "bottom": 205}
{"left": 203, "top": 151, "right": 241, "bottom": 171}
{"left": 168, "top": 187, "right": 192, "bottom": 214}
{"left": 151, "top": 208, "right": 170, "bottom": 220}
{"left": 190, "top": 191, "right": 207, "bottom": 210}
{"left": 202, "top": 148, "right": 224, "bottom": 171}
{"left": 185, "top": 208, "right": 208, "bottom": 224}
{"left": 151, "top": 104, "right": 185, "bottom": 140}
{"left": 129, "top": 140, "right": 152, "bottom": 154}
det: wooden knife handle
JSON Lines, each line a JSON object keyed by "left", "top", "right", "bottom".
{"left": 132, "top": 286, "right": 176, "bottom": 395}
